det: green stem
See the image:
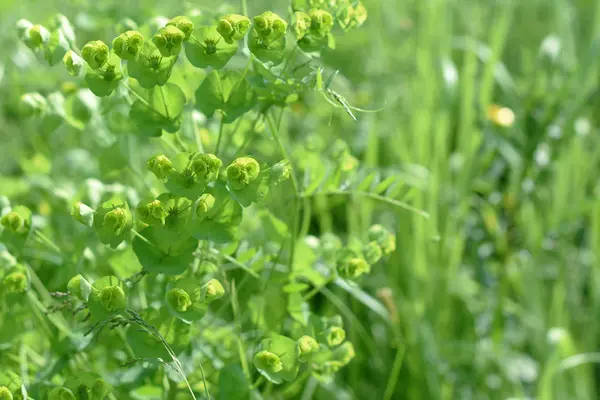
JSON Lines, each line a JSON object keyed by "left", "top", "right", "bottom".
{"left": 266, "top": 111, "right": 300, "bottom": 271}
{"left": 300, "top": 190, "right": 430, "bottom": 219}
{"left": 121, "top": 81, "right": 151, "bottom": 109}
{"left": 215, "top": 115, "right": 226, "bottom": 156}
{"left": 33, "top": 230, "right": 61, "bottom": 253}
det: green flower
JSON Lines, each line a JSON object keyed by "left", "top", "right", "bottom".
{"left": 292, "top": 11, "right": 312, "bottom": 40}
{"left": 226, "top": 156, "right": 260, "bottom": 190}
{"left": 136, "top": 198, "right": 167, "bottom": 225}
{"left": 67, "top": 274, "right": 92, "bottom": 301}
{"left": 253, "top": 350, "right": 283, "bottom": 373}
{"left": 324, "top": 326, "right": 346, "bottom": 347}
{"left": 190, "top": 153, "right": 222, "bottom": 183}
{"left": 91, "top": 378, "right": 109, "bottom": 399}
{"left": 103, "top": 207, "right": 129, "bottom": 235}
{"left": 337, "top": 257, "right": 370, "bottom": 279}
{"left": 63, "top": 50, "right": 84, "bottom": 76}
{"left": 112, "top": 30, "right": 144, "bottom": 60}
{"left": 2, "top": 272, "right": 27, "bottom": 293}
{"left": 253, "top": 11, "right": 288, "bottom": 43}
{"left": 362, "top": 241, "right": 383, "bottom": 264}
{"left": 332, "top": 341, "right": 355, "bottom": 365}
{"left": 99, "top": 285, "right": 126, "bottom": 312}
{"left": 48, "top": 387, "right": 76, "bottom": 400}
{"left": 201, "top": 279, "right": 225, "bottom": 302}
{"left": 0, "top": 386, "right": 12, "bottom": 400}
{"left": 166, "top": 287, "right": 193, "bottom": 312}
{"left": 296, "top": 335, "right": 319, "bottom": 362}
{"left": 152, "top": 25, "right": 185, "bottom": 57}
{"left": 167, "top": 16, "right": 194, "bottom": 41}
{"left": 195, "top": 193, "right": 216, "bottom": 219}
{"left": 25, "top": 24, "right": 50, "bottom": 49}
{"left": 217, "top": 14, "right": 251, "bottom": 43}
{"left": 71, "top": 201, "right": 94, "bottom": 227}
{"left": 309, "top": 9, "right": 334, "bottom": 37}
{"left": 147, "top": 154, "right": 175, "bottom": 181}
{"left": 367, "top": 224, "right": 396, "bottom": 255}
{"left": 1, "top": 212, "right": 24, "bottom": 233}
{"left": 82, "top": 40, "right": 110, "bottom": 70}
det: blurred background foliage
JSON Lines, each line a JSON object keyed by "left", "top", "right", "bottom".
{"left": 3, "top": 0, "right": 600, "bottom": 399}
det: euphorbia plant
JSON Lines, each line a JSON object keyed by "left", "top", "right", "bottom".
{"left": 1, "top": 1, "right": 411, "bottom": 398}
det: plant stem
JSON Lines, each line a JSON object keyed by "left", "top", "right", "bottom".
{"left": 266, "top": 111, "right": 300, "bottom": 272}
{"left": 215, "top": 115, "right": 226, "bottom": 156}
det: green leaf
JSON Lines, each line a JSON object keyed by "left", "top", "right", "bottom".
{"left": 229, "top": 170, "right": 270, "bottom": 207}
{"left": 87, "top": 275, "right": 127, "bottom": 321}
{"left": 127, "top": 307, "right": 191, "bottom": 358}
{"left": 129, "top": 82, "right": 186, "bottom": 136}
{"left": 132, "top": 226, "right": 197, "bottom": 275}
{"left": 218, "top": 364, "right": 250, "bottom": 400}
{"left": 44, "top": 29, "right": 70, "bottom": 66}
{"left": 92, "top": 197, "right": 133, "bottom": 249}
{"left": 164, "top": 278, "right": 209, "bottom": 321}
{"left": 85, "top": 52, "right": 123, "bottom": 97}
{"left": 248, "top": 29, "right": 287, "bottom": 66}
{"left": 185, "top": 183, "right": 243, "bottom": 243}
{"left": 128, "top": 42, "right": 178, "bottom": 89}
{"left": 185, "top": 26, "right": 239, "bottom": 69}
{"left": 195, "top": 70, "right": 255, "bottom": 123}
{"left": 254, "top": 334, "right": 300, "bottom": 384}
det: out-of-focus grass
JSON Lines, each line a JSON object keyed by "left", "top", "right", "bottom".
{"left": 3, "top": 0, "right": 600, "bottom": 399}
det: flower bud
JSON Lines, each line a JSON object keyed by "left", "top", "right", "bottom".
{"left": 147, "top": 154, "right": 175, "bottom": 180}
{"left": 309, "top": 9, "right": 334, "bottom": 37}
{"left": 337, "top": 257, "right": 370, "bottom": 279}
{"left": 253, "top": 11, "right": 288, "bottom": 42}
{"left": 167, "top": 16, "right": 194, "bottom": 41}
{"left": 292, "top": 11, "right": 311, "bottom": 40}
{"left": 91, "top": 378, "right": 109, "bottom": 399}
{"left": 253, "top": 350, "right": 283, "bottom": 373}
{"left": 2, "top": 271, "right": 28, "bottom": 294}
{"left": 99, "top": 285, "right": 126, "bottom": 312}
{"left": 191, "top": 153, "right": 222, "bottom": 183}
{"left": 270, "top": 160, "right": 291, "bottom": 186}
{"left": 136, "top": 199, "right": 166, "bottom": 225}
{"left": 24, "top": 24, "right": 50, "bottom": 49}
{"left": 296, "top": 335, "right": 319, "bottom": 362}
{"left": 166, "top": 287, "right": 192, "bottom": 312}
{"left": 362, "top": 241, "right": 382, "bottom": 264}
{"left": 48, "top": 387, "right": 76, "bottom": 400}
{"left": 0, "top": 387, "right": 12, "bottom": 400}
{"left": 324, "top": 326, "right": 345, "bottom": 347}
{"left": 332, "top": 341, "right": 355, "bottom": 365}
{"left": 367, "top": 224, "right": 396, "bottom": 255}
{"left": 217, "top": 14, "right": 251, "bottom": 43}
{"left": 103, "top": 207, "right": 129, "bottom": 235}
{"left": 67, "top": 274, "right": 92, "bottom": 301}
{"left": 321, "top": 360, "right": 344, "bottom": 374}
{"left": 320, "top": 233, "right": 342, "bottom": 261}
{"left": 152, "top": 25, "right": 185, "bottom": 57}
{"left": 16, "top": 18, "right": 33, "bottom": 38}
{"left": 201, "top": 279, "right": 225, "bottom": 302}
{"left": 82, "top": 40, "right": 110, "bottom": 70}
{"left": 71, "top": 201, "right": 94, "bottom": 227}
{"left": 195, "top": 193, "right": 215, "bottom": 219}
{"left": 19, "top": 92, "right": 47, "bottom": 117}
{"left": 226, "top": 157, "right": 261, "bottom": 190}
{"left": 112, "top": 30, "right": 144, "bottom": 60}
{"left": 1, "top": 212, "right": 24, "bottom": 233}
{"left": 63, "top": 50, "right": 84, "bottom": 76}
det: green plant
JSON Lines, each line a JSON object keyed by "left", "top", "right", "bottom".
{"left": 0, "top": 1, "right": 416, "bottom": 398}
